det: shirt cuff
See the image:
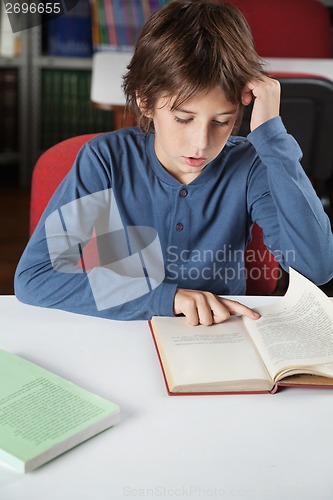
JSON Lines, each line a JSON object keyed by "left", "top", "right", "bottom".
{"left": 247, "top": 116, "right": 286, "bottom": 150}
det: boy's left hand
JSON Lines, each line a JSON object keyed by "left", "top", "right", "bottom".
{"left": 242, "top": 75, "right": 280, "bottom": 132}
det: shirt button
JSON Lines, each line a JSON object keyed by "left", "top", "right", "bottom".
{"left": 176, "top": 223, "right": 184, "bottom": 231}
{"left": 179, "top": 189, "right": 188, "bottom": 198}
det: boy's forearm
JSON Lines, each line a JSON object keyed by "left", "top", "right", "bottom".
{"left": 248, "top": 117, "right": 333, "bottom": 284}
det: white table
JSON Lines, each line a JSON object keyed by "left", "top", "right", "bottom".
{"left": 1, "top": 296, "right": 333, "bottom": 500}
{"left": 90, "top": 52, "right": 333, "bottom": 109}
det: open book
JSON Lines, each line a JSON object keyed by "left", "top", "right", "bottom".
{"left": 150, "top": 269, "right": 333, "bottom": 395}
{"left": 0, "top": 350, "right": 119, "bottom": 472}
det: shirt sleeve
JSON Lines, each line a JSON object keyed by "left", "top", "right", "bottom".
{"left": 14, "top": 140, "right": 177, "bottom": 320}
{"left": 247, "top": 116, "right": 333, "bottom": 285}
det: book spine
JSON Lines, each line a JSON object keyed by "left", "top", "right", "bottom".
{"left": 142, "top": 0, "right": 151, "bottom": 20}
{"left": 40, "top": 69, "right": 53, "bottom": 149}
{"left": 104, "top": 0, "right": 117, "bottom": 46}
{"left": 91, "top": 0, "right": 101, "bottom": 48}
{"left": 92, "top": 0, "right": 172, "bottom": 51}
{"left": 97, "top": 0, "right": 108, "bottom": 45}
{"left": 149, "top": 0, "right": 159, "bottom": 12}
{"left": 123, "top": 0, "right": 134, "bottom": 47}
{"left": 0, "top": 69, "right": 19, "bottom": 153}
{"left": 112, "top": 0, "right": 125, "bottom": 48}
{"left": 45, "top": 0, "right": 92, "bottom": 57}
{"left": 40, "top": 69, "right": 115, "bottom": 150}
{"left": 70, "top": 71, "right": 80, "bottom": 137}
{"left": 132, "top": 0, "right": 145, "bottom": 42}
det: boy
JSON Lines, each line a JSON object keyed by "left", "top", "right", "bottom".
{"left": 15, "top": 1, "right": 333, "bottom": 325}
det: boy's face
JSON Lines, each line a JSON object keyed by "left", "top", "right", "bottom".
{"left": 151, "top": 86, "right": 238, "bottom": 184}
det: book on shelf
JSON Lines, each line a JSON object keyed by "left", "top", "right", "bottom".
{"left": 91, "top": 0, "right": 170, "bottom": 51}
{"left": 45, "top": 0, "right": 92, "bottom": 57}
{"left": 0, "top": 350, "right": 119, "bottom": 473}
{"left": 150, "top": 268, "right": 333, "bottom": 395}
{"left": 0, "top": 68, "right": 18, "bottom": 153}
{"left": 41, "top": 69, "right": 114, "bottom": 149}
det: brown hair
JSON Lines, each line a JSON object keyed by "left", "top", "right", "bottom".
{"left": 122, "top": 0, "right": 264, "bottom": 132}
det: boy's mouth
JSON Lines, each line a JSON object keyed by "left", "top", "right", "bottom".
{"left": 184, "top": 157, "right": 207, "bottom": 167}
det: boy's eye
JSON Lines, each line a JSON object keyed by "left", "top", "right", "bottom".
{"left": 174, "top": 116, "right": 192, "bottom": 124}
{"left": 214, "top": 120, "right": 229, "bottom": 127}
{"left": 174, "top": 116, "right": 230, "bottom": 127}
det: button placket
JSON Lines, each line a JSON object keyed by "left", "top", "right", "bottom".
{"left": 176, "top": 188, "right": 188, "bottom": 231}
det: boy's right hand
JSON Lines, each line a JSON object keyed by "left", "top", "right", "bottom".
{"left": 174, "top": 288, "right": 260, "bottom": 326}
{"left": 242, "top": 75, "right": 281, "bottom": 132}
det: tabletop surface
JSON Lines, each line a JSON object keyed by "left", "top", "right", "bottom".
{"left": 0, "top": 295, "right": 333, "bottom": 500}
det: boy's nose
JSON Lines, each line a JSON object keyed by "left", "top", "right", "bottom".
{"left": 192, "top": 125, "right": 209, "bottom": 151}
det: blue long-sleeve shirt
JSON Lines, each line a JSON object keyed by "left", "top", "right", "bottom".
{"left": 15, "top": 117, "right": 333, "bottom": 319}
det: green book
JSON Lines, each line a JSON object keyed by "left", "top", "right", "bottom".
{"left": 0, "top": 350, "right": 119, "bottom": 473}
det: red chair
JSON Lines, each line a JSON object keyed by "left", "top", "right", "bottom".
{"left": 244, "top": 224, "right": 279, "bottom": 295}
{"left": 30, "top": 134, "right": 279, "bottom": 294}
{"left": 238, "top": 75, "right": 333, "bottom": 203}
{"left": 226, "top": 0, "right": 333, "bottom": 204}
{"left": 30, "top": 133, "right": 101, "bottom": 235}
{"left": 227, "top": 0, "right": 331, "bottom": 58}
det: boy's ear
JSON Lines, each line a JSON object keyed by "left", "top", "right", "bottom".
{"left": 136, "top": 93, "right": 153, "bottom": 118}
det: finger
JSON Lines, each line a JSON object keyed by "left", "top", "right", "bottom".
{"left": 185, "top": 309, "right": 200, "bottom": 326}
{"left": 241, "top": 77, "right": 265, "bottom": 105}
{"left": 241, "top": 85, "right": 253, "bottom": 106}
{"left": 203, "top": 294, "right": 232, "bottom": 325}
{"left": 219, "top": 298, "right": 260, "bottom": 320}
{"left": 196, "top": 293, "right": 217, "bottom": 326}
{"left": 212, "top": 307, "right": 231, "bottom": 324}
{"left": 178, "top": 297, "right": 200, "bottom": 326}
{"left": 188, "top": 292, "right": 228, "bottom": 326}
{"left": 180, "top": 291, "right": 213, "bottom": 326}
{"left": 247, "top": 76, "right": 280, "bottom": 98}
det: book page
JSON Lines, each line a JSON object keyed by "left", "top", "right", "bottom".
{"left": 310, "top": 361, "right": 333, "bottom": 376}
{"left": 151, "top": 315, "right": 273, "bottom": 393}
{"left": 243, "top": 269, "right": 333, "bottom": 381}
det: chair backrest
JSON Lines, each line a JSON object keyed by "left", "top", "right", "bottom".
{"left": 30, "top": 133, "right": 102, "bottom": 234}
{"left": 273, "top": 76, "right": 333, "bottom": 190}
{"left": 227, "top": 0, "right": 331, "bottom": 58}
{"left": 245, "top": 223, "right": 279, "bottom": 295}
{"left": 30, "top": 134, "right": 279, "bottom": 294}
{"left": 238, "top": 75, "right": 333, "bottom": 201}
